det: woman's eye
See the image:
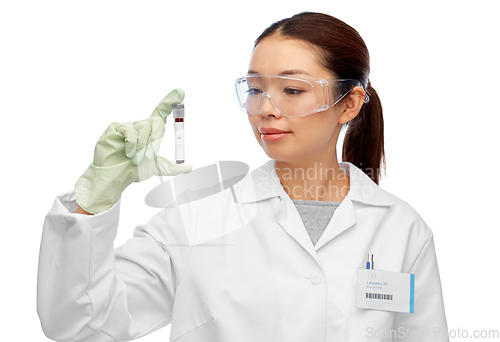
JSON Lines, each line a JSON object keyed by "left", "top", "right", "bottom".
{"left": 284, "top": 88, "right": 303, "bottom": 95}
{"left": 246, "top": 88, "right": 262, "bottom": 95}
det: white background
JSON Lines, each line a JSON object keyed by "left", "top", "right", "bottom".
{"left": 1, "top": 0, "right": 499, "bottom": 341}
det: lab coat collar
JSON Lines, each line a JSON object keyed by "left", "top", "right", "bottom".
{"left": 239, "top": 158, "right": 393, "bottom": 207}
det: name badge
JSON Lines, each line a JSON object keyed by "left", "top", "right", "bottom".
{"left": 356, "top": 268, "right": 415, "bottom": 313}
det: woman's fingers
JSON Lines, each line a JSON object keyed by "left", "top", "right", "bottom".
{"left": 146, "top": 117, "right": 165, "bottom": 160}
{"left": 112, "top": 88, "right": 182, "bottom": 167}
{"left": 115, "top": 116, "right": 167, "bottom": 166}
{"left": 131, "top": 120, "right": 152, "bottom": 165}
{"left": 116, "top": 122, "right": 137, "bottom": 159}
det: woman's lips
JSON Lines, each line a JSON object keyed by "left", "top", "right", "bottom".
{"left": 260, "top": 132, "right": 291, "bottom": 142}
{"left": 259, "top": 127, "right": 290, "bottom": 134}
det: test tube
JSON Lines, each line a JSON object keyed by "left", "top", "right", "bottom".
{"left": 173, "top": 103, "right": 185, "bottom": 164}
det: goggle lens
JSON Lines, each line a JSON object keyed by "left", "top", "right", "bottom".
{"left": 235, "top": 75, "right": 365, "bottom": 117}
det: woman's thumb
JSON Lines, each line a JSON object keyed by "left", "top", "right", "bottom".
{"left": 156, "top": 155, "right": 193, "bottom": 176}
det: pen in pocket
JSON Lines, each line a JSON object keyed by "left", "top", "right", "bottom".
{"left": 366, "top": 253, "right": 374, "bottom": 270}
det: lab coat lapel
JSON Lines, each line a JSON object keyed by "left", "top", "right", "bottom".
{"left": 275, "top": 194, "right": 321, "bottom": 265}
{"left": 237, "top": 158, "right": 321, "bottom": 264}
{"left": 273, "top": 160, "right": 358, "bottom": 257}
{"left": 314, "top": 161, "right": 392, "bottom": 250}
{"left": 314, "top": 192, "right": 357, "bottom": 251}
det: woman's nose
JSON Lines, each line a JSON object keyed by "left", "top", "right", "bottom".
{"left": 259, "top": 92, "right": 281, "bottom": 118}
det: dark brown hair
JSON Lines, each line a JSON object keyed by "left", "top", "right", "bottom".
{"left": 254, "top": 12, "right": 386, "bottom": 185}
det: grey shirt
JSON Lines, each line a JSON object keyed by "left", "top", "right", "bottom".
{"left": 291, "top": 199, "right": 341, "bottom": 246}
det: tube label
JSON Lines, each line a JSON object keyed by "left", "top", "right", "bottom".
{"left": 174, "top": 122, "right": 184, "bottom": 161}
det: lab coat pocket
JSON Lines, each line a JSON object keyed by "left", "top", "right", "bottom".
{"left": 171, "top": 315, "right": 215, "bottom": 342}
{"left": 348, "top": 272, "right": 395, "bottom": 342}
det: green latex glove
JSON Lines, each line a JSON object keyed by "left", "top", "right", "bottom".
{"left": 75, "top": 88, "right": 192, "bottom": 214}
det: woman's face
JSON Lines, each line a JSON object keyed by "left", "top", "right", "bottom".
{"left": 247, "top": 35, "right": 344, "bottom": 164}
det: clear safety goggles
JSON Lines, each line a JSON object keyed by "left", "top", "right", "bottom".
{"left": 235, "top": 73, "right": 369, "bottom": 118}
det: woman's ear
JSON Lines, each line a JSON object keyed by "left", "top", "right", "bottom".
{"left": 338, "top": 86, "right": 366, "bottom": 124}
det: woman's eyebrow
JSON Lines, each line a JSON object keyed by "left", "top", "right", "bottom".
{"left": 280, "top": 69, "right": 311, "bottom": 76}
{"left": 247, "top": 69, "right": 311, "bottom": 76}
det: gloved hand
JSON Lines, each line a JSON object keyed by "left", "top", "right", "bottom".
{"left": 75, "top": 88, "right": 192, "bottom": 214}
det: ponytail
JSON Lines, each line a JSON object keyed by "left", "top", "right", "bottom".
{"left": 342, "top": 81, "right": 386, "bottom": 185}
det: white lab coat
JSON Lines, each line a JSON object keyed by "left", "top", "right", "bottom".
{"left": 37, "top": 158, "right": 449, "bottom": 342}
